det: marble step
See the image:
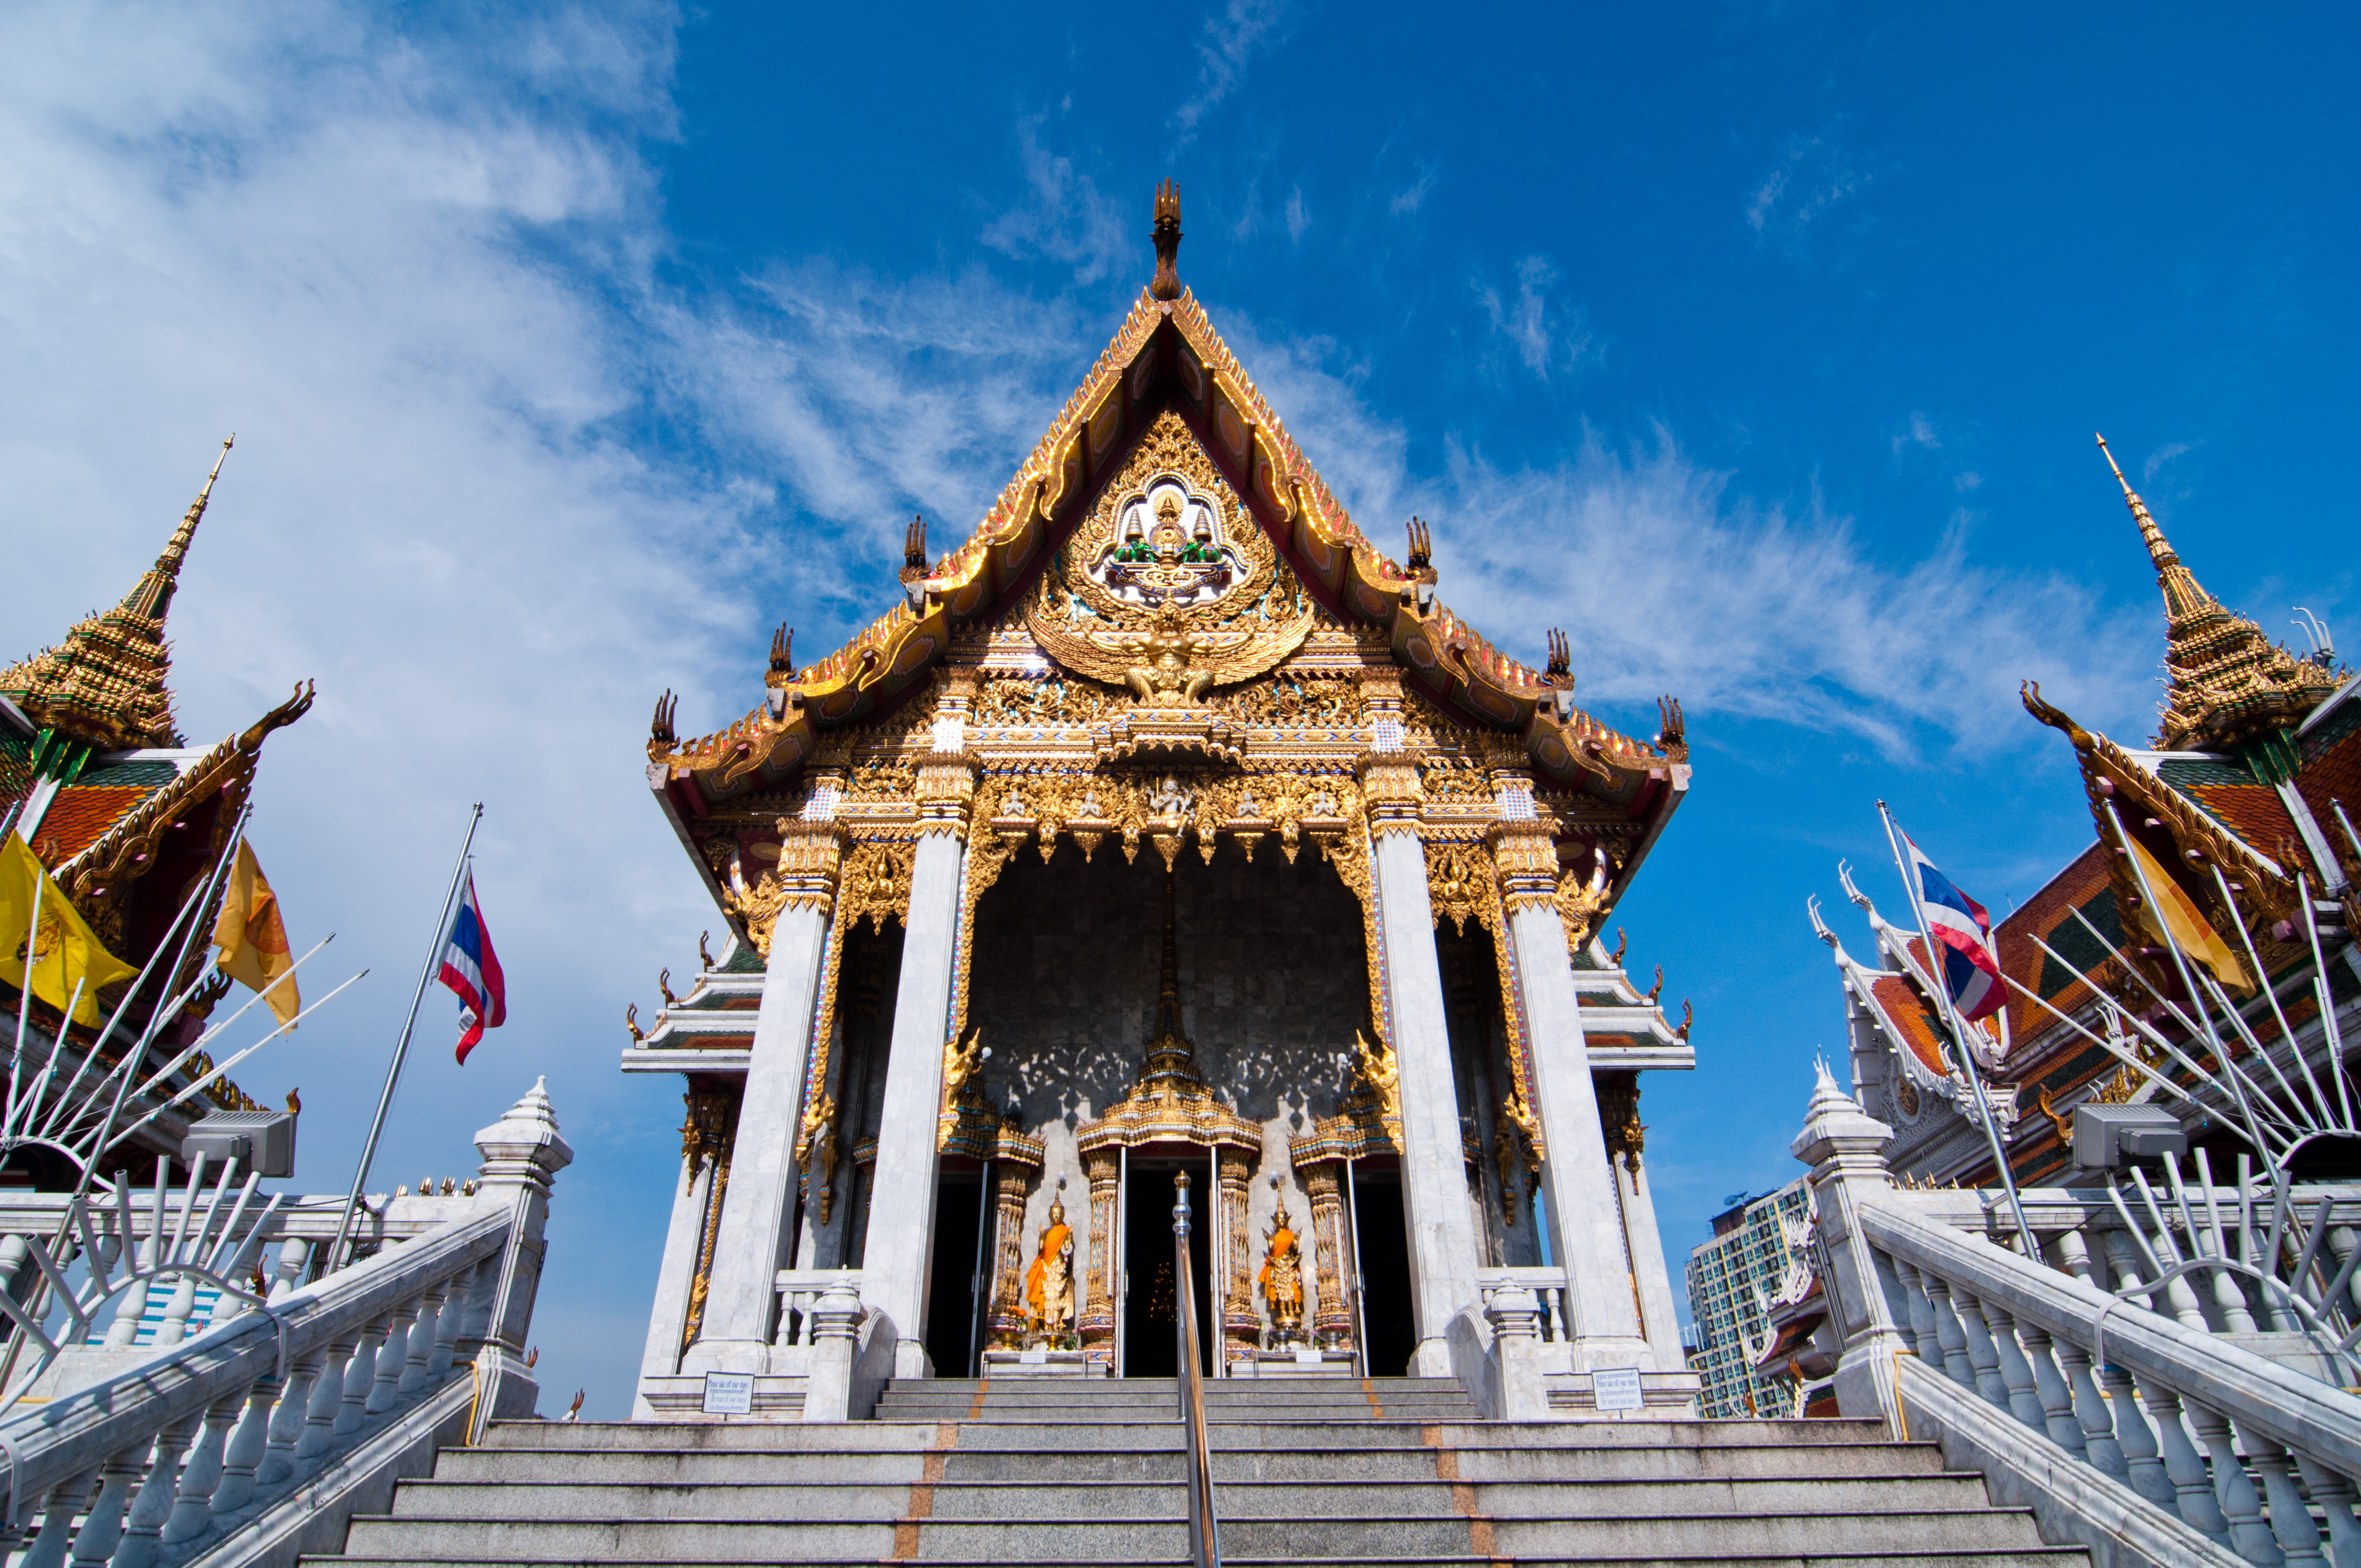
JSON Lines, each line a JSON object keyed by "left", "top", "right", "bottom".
{"left": 438, "top": 1436, "right": 1946, "bottom": 1484}
{"left": 380, "top": 1472, "right": 2002, "bottom": 1522}
{"left": 478, "top": 1416, "right": 1896, "bottom": 1452}
{"left": 311, "top": 1556, "right": 2081, "bottom": 1568}
{"left": 331, "top": 1501, "right": 2058, "bottom": 1562}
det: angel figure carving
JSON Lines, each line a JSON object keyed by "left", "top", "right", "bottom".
{"left": 1024, "top": 580, "right": 1315, "bottom": 708}
{"left": 1024, "top": 1199, "right": 1076, "bottom": 1346}
{"left": 1258, "top": 1194, "right": 1306, "bottom": 1344}
{"left": 1353, "top": 1030, "right": 1402, "bottom": 1125}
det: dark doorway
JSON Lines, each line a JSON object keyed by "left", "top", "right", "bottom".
{"left": 1352, "top": 1172, "right": 1416, "bottom": 1377}
{"left": 923, "top": 1175, "right": 984, "bottom": 1378}
{"left": 1124, "top": 1158, "right": 1212, "bottom": 1378}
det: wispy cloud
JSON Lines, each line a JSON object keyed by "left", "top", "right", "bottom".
{"left": 1473, "top": 255, "right": 1598, "bottom": 381}
{"left": 1389, "top": 160, "right": 1439, "bottom": 216}
{"left": 1747, "top": 130, "right": 1877, "bottom": 262}
{"left": 1215, "top": 322, "right": 2157, "bottom": 756}
{"left": 2142, "top": 440, "right": 2194, "bottom": 484}
{"left": 978, "top": 115, "right": 1129, "bottom": 285}
{"left": 1173, "top": 0, "right": 1290, "bottom": 140}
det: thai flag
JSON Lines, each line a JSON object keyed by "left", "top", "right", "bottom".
{"left": 1902, "top": 836, "right": 2004, "bottom": 1023}
{"left": 438, "top": 872, "right": 507, "bottom": 1064}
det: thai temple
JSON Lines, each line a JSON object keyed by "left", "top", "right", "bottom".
{"left": 625, "top": 183, "right": 1704, "bottom": 1413}
{"left": 3, "top": 188, "right": 2355, "bottom": 1568}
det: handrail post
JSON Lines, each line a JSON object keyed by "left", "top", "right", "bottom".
{"left": 1174, "top": 1173, "right": 1220, "bottom": 1568}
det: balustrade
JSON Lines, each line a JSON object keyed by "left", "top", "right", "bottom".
{"left": 1475, "top": 1266, "right": 1570, "bottom": 1343}
{"left": 0, "top": 1082, "right": 567, "bottom": 1568}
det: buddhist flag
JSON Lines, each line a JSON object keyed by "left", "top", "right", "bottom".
{"left": 0, "top": 832, "right": 137, "bottom": 1026}
{"left": 2123, "top": 834, "right": 2253, "bottom": 995}
{"left": 213, "top": 841, "right": 300, "bottom": 1027}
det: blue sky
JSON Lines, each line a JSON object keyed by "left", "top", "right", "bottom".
{"left": 1, "top": 2, "right": 2352, "bottom": 1414}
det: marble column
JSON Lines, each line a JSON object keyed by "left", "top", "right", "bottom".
{"left": 1219, "top": 1151, "right": 1256, "bottom": 1364}
{"left": 1080, "top": 1151, "right": 1120, "bottom": 1359}
{"left": 1599, "top": 1072, "right": 1689, "bottom": 1371}
{"left": 682, "top": 820, "right": 842, "bottom": 1375}
{"left": 1361, "top": 744, "right": 1483, "bottom": 1378}
{"left": 1490, "top": 814, "right": 1651, "bottom": 1369}
{"left": 856, "top": 741, "right": 976, "bottom": 1380}
{"left": 636, "top": 1087, "right": 731, "bottom": 1411}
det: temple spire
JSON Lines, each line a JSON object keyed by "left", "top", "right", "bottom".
{"left": 1150, "top": 180, "right": 1183, "bottom": 302}
{"left": 2094, "top": 432, "right": 2338, "bottom": 753}
{"left": 0, "top": 437, "right": 232, "bottom": 752}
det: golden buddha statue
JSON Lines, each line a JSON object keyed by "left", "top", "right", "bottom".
{"left": 1258, "top": 1193, "right": 1305, "bottom": 1345}
{"left": 1024, "top": 1197, "right": 1075, "bottom": 1347}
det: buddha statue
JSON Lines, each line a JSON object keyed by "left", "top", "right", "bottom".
{"left": 1258, "top": 1193, "right": 1305, "bottom": 1346}
{"left": 1024, "top": 1197, "right": 1075, "bottom": 1347}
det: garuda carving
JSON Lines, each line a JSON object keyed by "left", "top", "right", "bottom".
{"left": 1025, "top": 412, "right": 1314, "bottom": 705}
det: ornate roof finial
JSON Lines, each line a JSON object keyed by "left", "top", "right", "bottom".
{"left": 1151, "top": 180, "right": 1183, "bottom": 301}
{"left": 0, "top": 436, "right": 234, "bottom": 751}
{"left": 2094, "top": 433, "right": 2338, "bottom": 752}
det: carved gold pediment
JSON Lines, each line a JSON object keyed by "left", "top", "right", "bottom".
{"left": 1025, "top": 412, "right": 1314, "bottom": 706}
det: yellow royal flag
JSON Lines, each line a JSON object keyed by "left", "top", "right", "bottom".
{"left": 2123, "top": 834, "right": 2254, "bottom": 996}
{"left": 0, "top": 831, "right": 137, "bottom": 1026}
{"left": 214, "top": 841, "right": 300, "bottom": 1028}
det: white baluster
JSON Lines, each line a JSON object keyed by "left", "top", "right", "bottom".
{"left": 259, "top": 1352, "right": 325, "bottom": 1485}
{"left": 2011, "top": 1321, "right": 2086, "bottom": 1457}
{"left": 1919, "top": 1276, "right": 1976, "bottom": 1389}
{"left": 161, "top": 1393, "right": 241, "bottom": 1543}
{"left": 208, "top": 1370, "right": 282, "bottom": 1515}
{"left": 103, "top": 1277, "right": 149, "bottom": 1349}
{"left": 1891, "top": 1261, "right": 1944, "bottom": 1365}
{"left": 266, "top": 1237, "right": 309, "bottom": 1300}
{"left": 333, "top": 1323, "right": 385, "bottom": 1436}
{"left": 2247, "top": 1433, "right": 2328, "bottom": 1566}
{"left": 400, "top": 1288, "right": 443, "bottom": 1395}
{"left": 19, "top": 1471, "right": 98, "bottom": 1568}
{"left": 64, "top": 1444, "right": 144, "bottom": 1566}
{"left": 2138, "top": 1379, "right": 2231, "bottom": 1542}
{"left": 151, "top": 1273, "right": 198, "bottom": 1348}
{"left": 2093, "top": 1361, "right": 2173, "bottom": 1509}
{"left": 366, "top": 1304, "right": 416, "bottom": 1414}
{"left": 2180, "top": 1395, "right": 2277, "bottom": 1561}
{"left": 2291, "top": 1455, "right": 2361, "bottom": 1568}
{"left": 1947, "top": 1288, "right": 2011, "bottom": 1411}
{"left": 2048, "top": 1338, "right": 2120, "bottom": 1476}
{"left": 1978, "top": 1302, "right": 2049, "bottom": 1433}
{"left": 292, "top": 1341, "right": 352, "bottom": 1472}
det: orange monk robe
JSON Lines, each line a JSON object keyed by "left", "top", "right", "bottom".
{"left": 1257, "top": 1224, "right": 1298, "bottom": 1306}
{"left": 1025, "top": 1221, "right": 1073, "bottom": 1316}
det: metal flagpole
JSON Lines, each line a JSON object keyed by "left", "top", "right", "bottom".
{"left": 329, "top": 804, "right": 483, "bottom": 1270}
{"left": 1876, "top": 802, "right": 2040, "bottom": 1257}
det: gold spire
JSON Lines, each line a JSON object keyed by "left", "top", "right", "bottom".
{"left": 1, "top": 437, "right": 232, "bottom": 752}
{"left": 2096, "top": 433, "right": 2337, "bottom": 753}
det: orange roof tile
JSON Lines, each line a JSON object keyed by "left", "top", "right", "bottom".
{"left": 32, "top": 785, "right": 157, "bottom": 862}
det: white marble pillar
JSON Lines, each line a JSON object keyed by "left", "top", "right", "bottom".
{"left": 682, "top": 821, "right": 841, "bottom": 1375}
{"left": 1619, "top": 1152, "right": 1689, "bottom": 1372}
{"left": 1362, "top": 748, "right": 1483, "bottom": 1378}
{"left": 1493, "top": 816, "right": 1651, "bottom": 1369}
{"left": 858, "top": 741, "right": 976, "bottom": 1380}
{"left": 636, "top": 1140, "right": 718, "bottom": 1412}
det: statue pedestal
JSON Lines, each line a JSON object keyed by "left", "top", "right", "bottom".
{"left": 1227, "top": 1348, "right": 1357, "bottom": 1378}
{"left": 979, "top": 1349, "right": 1109, "bottom": 1379}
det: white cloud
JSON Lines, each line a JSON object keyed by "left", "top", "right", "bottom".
{"left": 978, "top": 116, "right": 1130, "bottom": 286}
{"left": 1283, "top": 186, "right": 1310, "bottom": 242}
{"left": 1215, "top": 323, "right": 2158, "bottom": 757}
{"left": 1389, "top": 161, "right": 1440, "bottom": 217}
{"left": 1747, "top": 131, "right": 1875, "bottom": 260}
{"left": 1894, "top": 411, "right": 1941, "bottom": 454}
{"left": 1173, "top": 0, "right": 1289, "bottom": 140}
{"left": 1473, "top": 255, "right": 1596, "bottom": 382}
{"left": 2142, "top": 440, "right": 2195, "bottom": 484}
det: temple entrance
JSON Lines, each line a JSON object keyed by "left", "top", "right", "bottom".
{"left": 1350, "top": 1169, "right": 1416, "bottom": 1377}
{"left": 923, "top": 1173, "right": 986, "bottom": 1378}
{"left": 1122, "top": 1155, "right": 1212, "bottom": 1378}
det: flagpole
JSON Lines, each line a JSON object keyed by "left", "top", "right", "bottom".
{"left": 1877, "top": 802, "right": 2040, "bottom": 1257}
{"left": 329, "top": 804, "right": 482, "bottom": 1271}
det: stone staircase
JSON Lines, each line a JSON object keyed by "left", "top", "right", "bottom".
{"left": 307, "top": 1376, "right": 2089, "bottom": 1566}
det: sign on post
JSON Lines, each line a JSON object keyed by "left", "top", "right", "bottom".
{"left": 701, "top": 1371, "right": 754, "bottom": 1415}
{"left": 1591, "top": 1366, "right": 1644, "bottom": 1412}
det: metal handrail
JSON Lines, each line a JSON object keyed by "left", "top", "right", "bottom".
{"left": 1173, "top": 1173, "right": 1220, "bottom": 1568}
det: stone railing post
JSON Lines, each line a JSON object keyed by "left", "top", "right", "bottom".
{"left": 1483, "top": 1284, "right": 1551, "bottom": 1419}
{"left": 1791, "top": 1059, "right": 1912, "bottom": 1432}
{"left": 801, "top": 1281, "right": 864, "bottom": 1423}
{"left": 682, "top": 814, "right": 842, "bottom": 1375}
{"left": 467, "top": 1077, "right": 574, "bottom": 1428}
